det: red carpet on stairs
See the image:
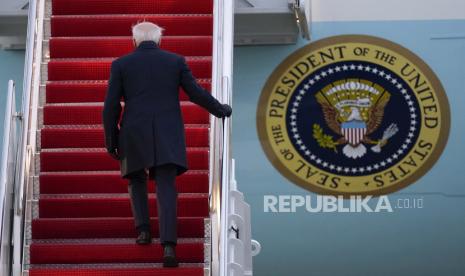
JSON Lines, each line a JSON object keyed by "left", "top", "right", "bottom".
{"left": 45, "top": 80, "right": 212, "bottom": 103}
{"left": 38, "top": 194, "right": 209, "bottom": 218}
{"left": 52, "top": 0, "right": 213, "bottom": 15}
{"left": 43, "top": 103, "right": 210, "bottom": 125}
{"left": 49, "top": 37, "right": 213, "bottom": 58}
{"left": 30, "top": 240, "right": 204, "bottom": 264}
{"left": 41, "top": 126, "right": 209, "bottom": 149}
{"left": 32, "top": 217, "right": 205, "bottom": 239}
{"left": 29, "top": 267, "right": 204, "bottom": 276}
{"left": 29, "top": 0, "right": 213, "bottom": 274}
{"left": 47, "top": 57, "right": 212, "bottom": 80}
{"left": 51, "top": 15, "right": 213, "bottom": 37}
{"left": 39, "top": 171, "right": 209, "bottom": 194}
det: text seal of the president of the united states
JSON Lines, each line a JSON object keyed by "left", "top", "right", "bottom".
{"left": 257, "top": 35, "right": 450, "bottom": 196}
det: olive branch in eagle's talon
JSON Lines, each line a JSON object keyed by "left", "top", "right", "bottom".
{"left": 312, "top": 124, "right": 340, "bottom": 153}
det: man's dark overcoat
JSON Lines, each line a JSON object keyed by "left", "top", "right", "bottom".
{"left": 102, "top": 40, "right": 223, "bottom": 179}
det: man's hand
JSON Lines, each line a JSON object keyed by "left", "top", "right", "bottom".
{"left": 107, "top": 147, "right": 120, "bottom": 160}
{"left": 221, "top": 104, "right": 232, "bottom": 118}
{"left": 211, "top": 103, "right": 232, "bottom": 119}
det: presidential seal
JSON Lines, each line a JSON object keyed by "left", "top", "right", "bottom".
{"left": 257, "top": 35, "right": 450, "bottom": 196}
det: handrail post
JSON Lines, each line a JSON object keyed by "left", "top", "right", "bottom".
{"left": 210, "top": 0, "right": 235, "bottom": 275}
{"left": 210, "top": 0, "right": 224, "bottom": 275}
{"left": 209, "top": 0, "right": 234, "bottom": 275}
{"left": 11, "top": 0, "right": 46, "bottom": 274}
{"left": 0, "top": 80, "right": 18, "bottom": 276}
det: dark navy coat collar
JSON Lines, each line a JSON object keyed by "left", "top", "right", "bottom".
{"left": 136, "top": 40, "right": 159, "bottom": 50}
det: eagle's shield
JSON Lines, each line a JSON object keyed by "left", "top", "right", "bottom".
{"left": 341, "top": 120, "right": 367, "bottom": 146}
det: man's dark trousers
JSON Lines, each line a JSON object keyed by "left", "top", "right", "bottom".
{"left": 127, "top": 164, "right": 178, "bottom": 245}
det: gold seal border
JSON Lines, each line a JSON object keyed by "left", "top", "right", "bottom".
{"left": 256, "top": 34, "right": 451, "bottom": 196}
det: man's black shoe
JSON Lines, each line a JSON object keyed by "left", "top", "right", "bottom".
{"left": 136, "top": 231, "right": 151, "bottom": 245}
{"left": 163, "top": 244, "right": 179, "bottom": 267}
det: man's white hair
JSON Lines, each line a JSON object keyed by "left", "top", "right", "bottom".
{"left": 132, "top": 22, "right": 164, "bottom": 46}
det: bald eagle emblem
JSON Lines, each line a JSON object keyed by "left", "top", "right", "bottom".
{"left": 313, "top": 80, "right": 399, "bottom": 159}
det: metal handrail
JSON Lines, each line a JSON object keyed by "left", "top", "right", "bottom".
{"left": 219, "top": 77, "right": 233, "bottom": 276}
{"left": 209, "top": 0, "right": 222, "bottom": 270}
{"left": 0, "top": 80, "right": 20, "bottom": 276}
{"left": 17, "top": 0, "right": 40, "bottom": 217}
{"left": 0, "top": 81, "right": 15, "bottom": 224}
{"left": 210, "top": 0, "right": 234, "bottom": 275}
{"left": 12, "top": 0, "right": 45, "bottom": 274}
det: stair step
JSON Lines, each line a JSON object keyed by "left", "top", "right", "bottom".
{"left": 30, "top": 266, "right": 203, "bottom": 276}
{"left": 39, "top": 170, "right": 208, "bottom": 194}
{"left": 49, "top": 36, "right": 213, "bottom": 58}
{"left": 36, "top": 0, "right": 214, "bottom": 270}
{"left": 47, "top": 57, "right": 212, "bottom": 81}
{"left": 32, "top": 217, "right": 205, "bottom": 239}
{"left": 41, "top": 126, "right": 209, "bottom": 149}
{"left": 29, "top": 238, "right": 204, "bottom": 264}
{"left": 52, "top": 0, "right": 213, "bottom": 15}
{"left": 45, "top": 80, "right": 211, "bottom": 103}
{"left": 51, "top": 15, "right": 213, "bottom": 37}
{"left": 38, "top": 194, "right": 209, "bottom": 218}
{"left": 40, "top": 148, "right": 209, "bottom": 172}
{"left": 42, "top": 102, "right": 209, "bottom": 125}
